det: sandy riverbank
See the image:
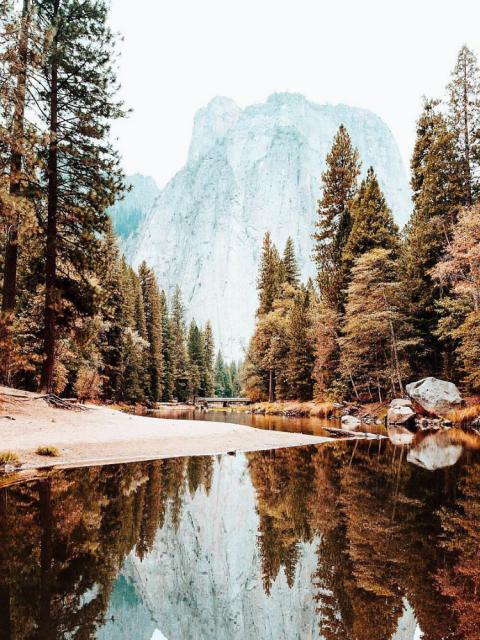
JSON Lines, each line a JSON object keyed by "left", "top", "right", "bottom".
{"left": 0, "top": 387, "right": 330, "bottom": 472}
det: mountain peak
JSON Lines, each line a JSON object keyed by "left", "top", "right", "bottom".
{"left": 266, "top": 92, "right": 309, "bottom": 106}
{"left": 188, "top": 96, "right": 241, "bottom": 163}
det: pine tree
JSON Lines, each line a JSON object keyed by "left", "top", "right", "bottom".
{"left": 33, "top": 0, "right": 126, "bottom": 391}
{"left": 448, "top": 45, "right": 480, "bottom": 204}
{"left": 139, "top": 262, "right": 164, "bottom": 403}
{"left": 312, "top": 302, "right": 342, "bottom": 400}
{"left": 432, "top": 205, "right": 480, "bottom": 390}
{"left": 313, "top": 125, "right": 360, "bottom": 310}
{"left": 402, "top": 99, "right": 465, "bottom": 376}
{"left": 97, "top": 224, "right": 126, "bottom": 400}
{"left": 187, "top": 319, "right": 204, "bottom": 400}
{"left": 170, "top": 286, "right": 188, "bottom": 401}
{"left": 343, "top": 167, "right": 399, "bottom": 266}
{"left": 257, "top": 231, "right": 281, "bottom": 315}
{"left": 0, "top": 0, "right": 34, "bottom": 314}
{"left": 214, "top": 350, "right": 233, "bottom": 397}
{"left": 159, "top": 290, "right": 174, "bottom": 401}
{"left": 282, "top": 237, "right": 300, "bottom": 287}
{"left": 229, "top": 360, "right": 242, "bottom": 396}
{"left": 339, "top": 249, "right": 415, "bottom": 401}
{"left": 286, "top": 288, "right": 314, "bottom": 400}
{"left": 202, "top": 321, "right": 215, "bottom": 397}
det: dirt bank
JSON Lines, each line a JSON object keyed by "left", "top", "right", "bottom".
{"left": 0, "top": 387, "right": 330, "bottom": 472}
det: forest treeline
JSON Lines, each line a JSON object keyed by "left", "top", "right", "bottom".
{"left": 0, "top": 0, "right": 240, "bottom": 402}
{"left": 244, "top": 45, "right": 480, "bottom": 403}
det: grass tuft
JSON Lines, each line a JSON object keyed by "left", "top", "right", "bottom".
{"left": 35, "top": 445, "right": 60, "bottom": 457}
{"left": 446, "top": 404, "right": 480, "bottom": 426}
{"left": 247, "top": 401, "right": 336, "bottom": 418}
{"left": 0, "top": 450, "right": 20, "bottom": 466}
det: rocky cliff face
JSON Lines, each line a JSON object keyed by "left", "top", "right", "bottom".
{"left": 121, "top": 93, "right": 411, "bottom": 358}
{"left": 110, "top": 173, "right": 160, "bottom": 241}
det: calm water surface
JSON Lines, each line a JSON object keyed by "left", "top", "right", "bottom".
{"left": 0, "top": 413, "right": 479, "bottom": 639}
{"left": 145, "top": 406, "right": 336, "bottom": 435}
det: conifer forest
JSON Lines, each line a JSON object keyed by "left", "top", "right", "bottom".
{"left": 0, "top": 1, "right": 478, "bottom": 408}
{"left": 244, "top": 48, "right": 480, "bottom": 404}
{"left": 1, "top": 2, "right": 480, "bottom": 640}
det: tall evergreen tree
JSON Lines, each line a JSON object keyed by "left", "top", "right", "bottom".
{"left": 159, "top": 290, "right": 174, "bottom": 402}
{"left": 33, "top": 0, "right": 126, "bottom": 391}
{"left": 343, "top": 167, "right": 399, "bottom": 266}
{"left": 313, "top": 125, "right": 360, "bottom": 310}
{"left": 257, "top": 231, "right": 281, "bottom": 315}
{"left": 282, "top": 237, "right": 300, "bottom": 287}
{"left": 340, "top": 249, "right": 415, "bottom": 400}
{"left": 448, "top": 45, "right": 480, "bottom": 204}
{"left": 139, "top": 262, "right": 164, "bottom": 403}
{"left": 187, "top": 319, "right": 204, "bottom": 400}
{"left": 1, "top": 0, "right": 34, "bottom": 314}
{"left": 202, "top": 321, "right": 215, "bottom": 397}
{"left": 214, "top": 350, "right": 233, "bottom": 397}
{"left": 286, "top": 287, "right": 314, "bottom": 400}
{"left": 97, "top": 224, "right": 125, "bottom": 400}
{"left": 402, "top": 99, "right": 465, "bottom": 376}
{"left": 170, "top": 286, "right": 188, "bottom": 401}
{"left": 433, "top": 205, "right": 480, "bottom": 390}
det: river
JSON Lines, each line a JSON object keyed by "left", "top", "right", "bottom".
{"left": 0, "top": 411, "right": 479, "bottom": 639}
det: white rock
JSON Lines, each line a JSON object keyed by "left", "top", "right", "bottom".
{"left": 121, "top": 93, "right": 411, "bottom": 359}
{"left": 406, "top": 377, "right": 463, "bottom": 416}
{"left": 341, "top": 415, "right": 362, "bottom": 431}
{"left": 387, "top": 405, "right": 416, "bottom": 425}
{"left": 390, "top": 398, "right": 413, "bottom": 409}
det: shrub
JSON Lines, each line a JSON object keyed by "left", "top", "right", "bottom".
{"left": 0, "top": 450, "right": 20, "bottom": 466}
{"left": 35, "top": 445, "right": 60, "bottom": 457}
{"left": 74, "top": 366, "right": 103, "bottom": 403}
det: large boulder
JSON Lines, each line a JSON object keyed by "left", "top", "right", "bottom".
{"left": 405, "top": 377, "right": 463, "bottom": 416}
{"left": 390, "top": 398, "right": 413, "bottom": 409}
{"left": 387, "top": 404, "right": 416, "bottom": 425}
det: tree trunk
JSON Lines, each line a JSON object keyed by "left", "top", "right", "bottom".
{"left": 1, "top": 0, "right": 31, "bottom": 314}
{"left": 348, "top": 370, "right": 360, "bottom": 401}
{"left": 40, "top": 3, "right": 59, "bottom": 393}
{"left": 268, "top": 367, "right": 275, "bottom": 403}
{"left": 383, "top": 291, "right": 404, "bottom": 396}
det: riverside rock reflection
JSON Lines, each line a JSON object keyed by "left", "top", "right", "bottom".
{"left": 0, "top": 439, "right": 478, "bottom": 639}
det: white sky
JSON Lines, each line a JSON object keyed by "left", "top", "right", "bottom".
{"left": 109, "top": 0, "right": 480, "bottom": 188}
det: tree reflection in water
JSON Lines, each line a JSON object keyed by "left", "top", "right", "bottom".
{"left": 247, "top": 437, "right": 480, "bottom": 640}
{"left": 0, "top": 437, "right": 478, "bottom": 639}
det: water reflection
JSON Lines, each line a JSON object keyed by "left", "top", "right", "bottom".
{"left": 0, "top": 439, "right": 479, "bottom": 639}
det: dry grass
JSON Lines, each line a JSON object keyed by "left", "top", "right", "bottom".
{"left": 35, "top": 445, "right": 60, "bottom": 457}
{"left": 247, "top": 401, "right": 336, "bottom": 418}
{"left": 0, "top": 450, "right": 20, "bottom": 466}
{"left": 446, "top": 404, "right": 480, "bottom": 426}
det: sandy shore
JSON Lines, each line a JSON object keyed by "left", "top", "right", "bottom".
{"left": 0, "top": 387, "right": 330, "bottom": 472}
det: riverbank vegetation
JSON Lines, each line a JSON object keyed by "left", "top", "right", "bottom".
{"left": 244, "top": 45, "right": 480, "bottom": 405}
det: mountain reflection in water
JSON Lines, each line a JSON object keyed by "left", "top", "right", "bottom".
{"left": 0, "top": 438, "right": 479, "bottom": 640}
